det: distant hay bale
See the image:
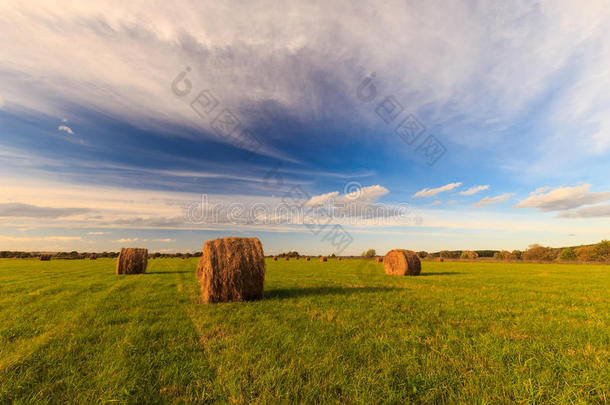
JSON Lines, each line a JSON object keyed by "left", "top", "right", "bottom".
{"left": 384, "top": 249, "right": 421, "bottom": 276}
{"left": 306, "top": 257, "right": 311, "bottom": 261}
{"left": 197, "top": 237, "right": 265, "bottom": 303}
{"left": 338, "top": 257, "right": 342, "bottom": 261}
{"left": 437, "top": 257, "right": 444, "bottom": 262}
{"left": 272, "top": 257, "right": 278, "bottom": 261}
{"left": 285, "top": 257, "right": 290, "bottom": 261}
{"left": 320, "top": 256, "right": 327, "bottom": 262}
{"left": 375, "top": 257, "right": 383, "bottom": 263}
{"left": 116, "top": 248, "right": 148, "bottom": 275}
{"left": 89, "top": 254, "right": 97, "bottom": 260}
{"left": 40, "top": 254, "right": 51, "bottom": 261}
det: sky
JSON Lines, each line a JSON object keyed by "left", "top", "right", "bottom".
{"left": 1, "top": 0, "right": 610, "bottom": 255}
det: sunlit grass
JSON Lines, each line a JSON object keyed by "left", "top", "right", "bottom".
{"left": 0, "top": 258, "right": 608, "bottom": 403}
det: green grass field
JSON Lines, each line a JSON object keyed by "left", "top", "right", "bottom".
{"left": 0, "top": 258, "right": 608, "bottom": 403}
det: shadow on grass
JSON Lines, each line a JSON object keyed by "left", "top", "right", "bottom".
{"left": 265, "top": 286, "right": 400, "bottom": 299}
{"left": 146, "top": 270, "right": 193, "bottom": 275}
{"left": 419, "top": 272, "right": 463, "bottom": 276}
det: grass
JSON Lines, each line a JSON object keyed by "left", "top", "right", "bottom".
{"left": 0, "top": 258, "right": 608, "bottom": 404}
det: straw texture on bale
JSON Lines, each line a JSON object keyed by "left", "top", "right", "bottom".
{"left": 197, "top": 237, "right": 265, "bottom": 303}
{"left": 383, "top": 249, "right": 421, "bottom": 276}
{"left": 116, "top": 248, "right": 148, "bottom": 275}
{"left": 320, "top": 256, "right": 327, "bottom": 262}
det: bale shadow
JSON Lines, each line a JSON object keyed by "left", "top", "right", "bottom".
{"left": 265, "top": 286, "right": 400, "bottom": 299}
{"left": 146, "top": 270, "right": 193, "bottom": 275}
{"left": 419, "top": 272, "right": 463, "bottom": 276}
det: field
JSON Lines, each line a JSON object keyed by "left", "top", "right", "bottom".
{"left": 0, "top": 258, "right": 608, "bottom": 403}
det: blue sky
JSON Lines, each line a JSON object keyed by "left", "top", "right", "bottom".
{"left": 1, "top": 0, "right": 610, "bottom": 254}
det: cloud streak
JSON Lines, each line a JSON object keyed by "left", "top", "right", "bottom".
{"left": 413, "top": 182, "right": 462, "bottom": 198}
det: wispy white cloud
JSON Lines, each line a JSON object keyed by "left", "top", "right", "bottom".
{"left": 459, "top": 185, "right": 489, "bottom": 195}
{"left": 413, "top": 182, "right": 462, "bottom": 198}
{"left": 428, "top": 200, "right": 442, "bottom": 207}
{"left": 152, "top": 238, "right": 173, "bottom": 243}
{"left": 57, "top": 125, "right": 74, "bottom": 135}
{"left": 515, "top": 185, "right": 610, "bottom": 212}
{"left": 473, "top": 193, "right": 513, "bottom": 207}
{"left": 116, "top": 237, "right": 138, "bottom": 243}
{"left": 0, "top": 235, "right": 81, "bottom": 242}
{"left": 87, "top": 231, "right": 108, "bottom": 235}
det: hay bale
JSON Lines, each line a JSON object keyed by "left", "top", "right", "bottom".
{"left": 384, "top": 249, "right": 421, "bottom": 276}
{"left": 89, "top": 254, "right": 97, "bottom": 260}
{"left": 40, "top": 254, "right": 51, "bottom": 261}
{"left": 272, "top": 257, "right": 278, "bottom": 261}
{"left": 437, "top": 257, "right": 444, "bottom": 262}
{"left": 320, "top": 256, "right": 327, "bottom": 262}
{"left": 375, "top": 257, "right": 383, "bottom": 263}
{"left": 306, "top": 257, "right": 311, "bottom": 261}
{"left": 285, "top": 257, "right": 290, "bottom": 261}
{"left": 116, "top": 248, "right": 148, "bottom": 275}
{"left": 338, "top": 257, "right": 342, "bottom": 261}
{"left": 197, "top": 237, "right": 265, "bottom": 303}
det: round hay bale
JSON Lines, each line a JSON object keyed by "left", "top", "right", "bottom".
{"left": 272, "top": 257, "right": 278, "bottom": 261}
{"left": 89, "top": 254, "right": 97, "bottom": 260}
{"left": 338, "top": 257, "right": 342, "bottom": 261}
{"left": 306, "top": 257, "right": 310, "bottom": 261}
{"left": 383, "top": 249, "right": 421, "bottom": 276}
{"left": 375, "top": 257, "right": 383, "bottom": 263}
{"left": 197, "top": 237, "right": 265, "bottom": 303}
{"left": 285, "top": 257, "right": 290, "bottom": 261}
{"left": 116, "top": 248, "right": 148, "bottom": 275}
{"left": 437, "top": 257, "right": 444, "bottom": 262}
{"left": 320, "top": 256, "right": 327, "bottom": 262}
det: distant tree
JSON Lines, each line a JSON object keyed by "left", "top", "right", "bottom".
{"left": 475, "top": 250, "right": 498, "bottom": 258}
{"left": 417, "top": 251, "right": 428, "bottom": 259}
{"left": 594, "top": 240, "right": 610, "bottom": 262}
{"left": 439, "top": 250, "right": 452, "bottom": 259}
{"left": 493, "top": 250, "right": 516, "bottom": 260}
{"left": 361, "top": 249, "right": 376, "bottom": 258}
{"left": 558, "top": 247, "right": 577, "bottom": 261}
{"left": 575, "top": 245, "right": 597, "bottom": 262}
{"left": 460, "top": 250, "right": 478, "bottom": 260}
{"left": 522, "top": 244, "right": 556, "bottom": 261}
{"left": 330, "top": 253, "right": 336, "bottom": 258}
{"left": 511, "top": 250, "right": 523, "bottom": 260}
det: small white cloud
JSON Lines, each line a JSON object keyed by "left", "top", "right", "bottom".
{"left": 473, "top": 193, "right": 513, "bottom": 207}
{"left": 87, "top": 231, "right": 108, "bottom": 235}
{"left": 413, "top": 182, "right": 462, "bottom": 198}
{"left": 116, "top": 237, "right": 138, "bottom": 243}
{"left": 305, "top": 191, "right": 339, "bottom": 207}
{"left": 152, "top": 238, "right": 173, "bottom": 243}
{"left": 515, "top": 185, "right": 610, "bottom": 212}
{"left": 61, "top": 117, "right": 68, "bottom": 123}
{"left": 58, "top": 125, "right": 74, "bottom": 135}
{"left": 459, "top": 185, "right": 489, "bottom": 195}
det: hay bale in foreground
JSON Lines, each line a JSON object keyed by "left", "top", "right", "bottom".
{"left": 197, "top": 237, "right": 265, "bottom": 303}
{"left": 40, "top": 254, "right": 51, "bottom": 261}
{"left": 116, "top": 248, "right": 148, "bottom": 275}
{"left": 384, "top": 249, "right": 421, "bottom": 276}
{"left": 320, "top": 256, "right": 327, "bottom": 262}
